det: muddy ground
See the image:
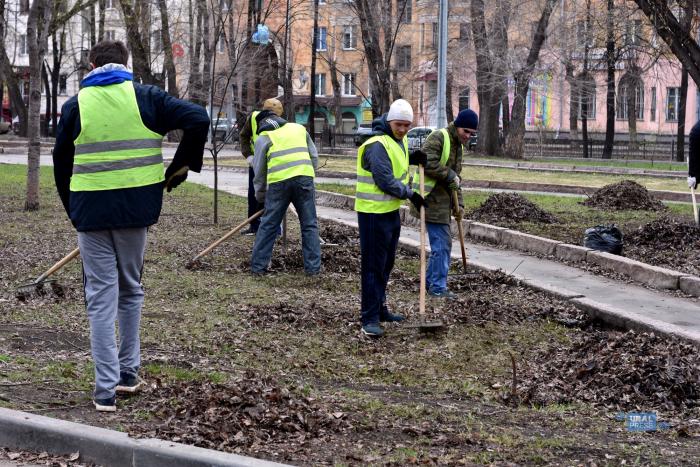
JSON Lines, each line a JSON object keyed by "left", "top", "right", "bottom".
{"left": 1, "top": 174, "right": 700, "bottom": 466}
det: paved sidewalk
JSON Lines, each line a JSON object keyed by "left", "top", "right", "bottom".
{"left": 189, "top": 169, "right": 700, "bottom": 345}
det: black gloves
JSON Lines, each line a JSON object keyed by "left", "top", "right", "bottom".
{"left": 409, "top": 192, "right": 428, "bottom": 210}
{"left": 164, "top": 165, "right": 189, "bottom": 192}
{"left": 409, "top": 149, "right": 427, "bottom": 166}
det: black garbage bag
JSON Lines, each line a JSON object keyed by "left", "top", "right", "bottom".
{"left": 583, "top": 224, "right": 623, "bottom": 255}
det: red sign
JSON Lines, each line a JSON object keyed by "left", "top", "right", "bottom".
{"left": 172, "top": 43, "right": 184, "bottom": 58}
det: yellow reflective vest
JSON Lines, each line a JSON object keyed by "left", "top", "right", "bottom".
{"left": 262, "top": 122, "right": 315, "bottom": 184}
{"left": 422, "top": 128, "right": 450, "bottom": 196}
{"left": 71, "top": 81, "right": 164, "bottom": 192}
{"left": 249, "top": 110, "right": 260, "bottom": 153}
{"left": 354, "top": 134, "right": 409, "bottom": 213}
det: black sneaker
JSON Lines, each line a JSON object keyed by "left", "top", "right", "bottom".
{"left": 94, "top": 395, "right": 116, "bottom": 412}
{"left": 241, "top": 227, "right": 257, "bottom": 236}
{"left": 428, "top": 289, "right": 457, "bottom": 300}
{"left": 380, "top": 311, "right": 405, "bottom": 322}
{"left": 115, "top": 372, "right": 144, "bottom": 394}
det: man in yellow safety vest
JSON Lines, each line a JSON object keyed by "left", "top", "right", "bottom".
{"left": 250, "top": 109, "right": 320, "bottom": 275}
{"left": 52, "top": 40, "right": 209, "bottom": 412}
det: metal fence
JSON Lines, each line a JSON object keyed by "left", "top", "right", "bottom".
{"left": 523, "top": 139, "right": 688, "bottom": 161}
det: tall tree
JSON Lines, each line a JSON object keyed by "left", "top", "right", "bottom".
{"left": 601, "top": 0, "right": 616, "bottom": 159}
{"left": 118, "top": 0, "right": 155, "bottom": 84}
{"left": 157, "top": 0, "right": 177, "bottom": 97}
{"left": 503, "top": 0, "right": 558, "bottom": 159}
{"left": 676, "top": 0, "right": 693, "bottom": 162}
{"left": 0, "top": 0, "right": 28, "bottom": 137}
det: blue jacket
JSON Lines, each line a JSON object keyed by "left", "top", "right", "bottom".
{"left": 690, "top": 120, "right": 700, "bottom": 178}
{"left": 53, "top": 64, "right": 209, "bottom": 231}
{"left": 360, "top": 114, "right": 413, "bottom": 201}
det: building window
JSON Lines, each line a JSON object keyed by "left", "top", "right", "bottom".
{"left": 19, "top": 35, "right": 27, "bottom": 55}
{"left": 398, "top": 0, "right": 412, "bottom": 23}
{"left": 105, "top": 30, "right": 116, "bottom": 41}
{"left": 616, "top": 82, "right": 644, "bottom": 120}
{"left": 650, "top": 87, "right": 656, "bottom": 121}
{"left": 577, "top": 87, "right": 596, "bottom": 119}
{"left": 19, "top": 0, "right": 29, "bottom": 14}
{"left": 319, "top": 0, "right": 326, "bottom": 4}
{"left": 219, "top": 0, "right": 231, "bottom": 11}
{"left": 428, "top": 80, "right": 437, "bottom": 99}
{"left": 314, "top": 73, "right": 326, "bottom": 96}
{"left": 59, "top": 74, "right": 68, "bottom": 95}
{"left": 342, "top": 25, "right": 357, "bottom": 50}
{"left": 458, "top": 88, "right": 470, "bottom": 110}
{"left": 217, "top": 37, "right": 225, "bottom": 53}
{"left": 342, "top": 73, "right": 356, "bottom": 96}
{"left": 625, "top": 19, "right": 642, "bottom": 45}
{"left": 459, "top": 23, "right": 471, "bottom": 44}
{"left": 315, "top": 27, "right": 327, "bottom": 51}
{"left": 666, "top": 87, "right": 680, "bottom": 122}
{"left": 105, "top": 0, "right": 115, "bottom": 9}
{"left": 396, "top": 45, "right": 411, "bottom": 71}
{"left": 432, "top": 22, "right": 438, "bottom": 49}
{"left": 152, "top": 30, "right": 163, "bottom": 52}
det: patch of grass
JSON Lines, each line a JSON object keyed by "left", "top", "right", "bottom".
{"left": 466, "top": 154, "right": 687, "bottom": 172}
{"left": 144, "top": 363, "right": 209, "bottom": 383}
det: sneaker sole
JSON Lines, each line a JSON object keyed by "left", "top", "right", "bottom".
{"left": 115, "top": 381, "right": 144, "bottom": 394}
{"left": 94, "top": 402, "right": 117, "bottom": 412}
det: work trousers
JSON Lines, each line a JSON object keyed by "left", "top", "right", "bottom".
{"left": 247, "top": 167, "right": 262, "bottom": 232}
{"left": 251, "top": 176, "right": 321, "bottom": 274}
{"left": 426, "top": 222, "right": 452, "bottom": 294}
{"left": 77, "top": 228, "right": 146, "bottom": 400}
{"left": 358, "top": 210, "right": 401, "bottom": 325}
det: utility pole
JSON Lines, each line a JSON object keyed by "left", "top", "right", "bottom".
{"left": 308, "top": 0, "right": 319, "bottom": 140}
{"left": 436, "top": 0, "right": 448, "bottom": 128}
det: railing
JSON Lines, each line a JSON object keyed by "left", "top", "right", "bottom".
{"left": 523, "top": 139, "right": 688, "bottom": 161}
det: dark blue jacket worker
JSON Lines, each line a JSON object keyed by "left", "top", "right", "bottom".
{"left": 52, "top": 40, "right": 209, "bottom": 412}
{"left": 688, "top": 120, "right": 700, "bottom": 190}
{"left": 354, "top": 99, "right": 428, "bottom": 338}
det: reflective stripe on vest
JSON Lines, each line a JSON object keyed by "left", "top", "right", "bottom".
{"left": 263, "top": 122, "right": 314, "bottom": 184}
{"left": 249, "top": 111, "right": 260, "bottom": 153}
{"left": 71, "top": 81, "right": 164, "bottom": 192}
{"left": 354, "top": 134, "right": 409, "bottom": 213}
{"left": 422, "top": 128, "right": 450, "bottom": 195}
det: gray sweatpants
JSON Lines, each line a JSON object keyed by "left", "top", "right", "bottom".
{"left": 77, "top": 228, "right": 146, "bottom": 399}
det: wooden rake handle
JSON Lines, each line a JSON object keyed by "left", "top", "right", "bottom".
{"left": 34, "top": 247, "right": 80, "bottom": 284}
{"left": 692, "top": 187, "right": 699, "bottom": 226}
{"left": 189, "top": 209, "right": 264, "bottom": 264}
{"left": 419, "top": 165, "right": 426, "bottom": 317}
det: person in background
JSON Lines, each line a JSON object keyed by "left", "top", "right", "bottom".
{"left": 250, "top": 108, "right": 321, "bottom": 275}
{"left": 239, "top": 98, "right": 284, "bottom": 235}
{"left": 415, "top": 108, "right": 478, "bottom": 299}
{"left": 688, "top": 120, "right": 700, "bottom": 193}
{"left": 354, "top": 99, "right": 428, "bottom": 338}
{"left": 52, "top": 40, "right": 209, "bottom": 412}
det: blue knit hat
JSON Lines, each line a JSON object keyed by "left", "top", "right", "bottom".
{"left": 454, "top": 109, "right": 478, "bottom": 130}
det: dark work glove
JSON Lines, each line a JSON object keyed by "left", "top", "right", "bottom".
{"left": 164, "top": 165, "right": 189, "bottom": 192}
{"left": 409, "top": 149, "right": 428, "bottom": 167}
{"left": 409, "top": 192, "right": 428, "bottom": 210}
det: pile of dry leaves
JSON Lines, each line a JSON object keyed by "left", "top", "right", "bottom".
{"left": 130, "top": 373, "right": 350, "bottom": 453}
{"left": 468, "top": 193, "right": 559, "bottom": 224}
{"left": 518, "top": 329, "right": 700, "bottom": 412}
{"left": 582, "top": 180, "right": 666, "bottom": 211}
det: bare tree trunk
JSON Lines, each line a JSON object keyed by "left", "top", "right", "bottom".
{"left": 118, "top": 0, "right": 155, "bottom": 84}
{"left": 602, "top": 0, "right": 615, "bottom": 160}
{"left": 50, "top": 28, "right": 64, "bottom": 135}
{"left": 308, "top": 0, "right": 319, "bottom": 138}
{"left": 445, "top": 72, "right": 454, "bottom": 123}
{"left": 157, "top": 0, "right": 177, "bottom": 97}
{"left": 42, "top": 62, "right": 50, "bottom": 137}
{"left": 329, "top": 58, "right": 342, "bottom": 146}
{"left": 0, "top": 0, "right": 28, "bottom": 137}
{"left": 25, "top": 0, "right": 52, "bottom": 211}
{"left": 565, "top": 61, "right": 578, "bottom": 145}
{"left": 503, "top": 0, "right": 558, "bottom": 159}
{"left": 97, "top": 0, "right": 105, "bottom": 42}
{"left": 355, "top": 0, "right": 392, "bottom": 116}
{"left": 676, "top": 0, "right": 693, "bottom": 162}
{"left": 623, "top": 70, "right": 641, "bottom": 151}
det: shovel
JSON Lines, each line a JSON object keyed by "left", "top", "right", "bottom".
{"left": 692, "top": 187, "right": 699, "bottom": 226}
{"left": 16, "top": 247, "right": 80, "bottom": 299}
{"left": 413, "top": 165, "right": 444, "bottom": 333}
{"left": 187, "top": 209, "right": 264, "bottom": 267}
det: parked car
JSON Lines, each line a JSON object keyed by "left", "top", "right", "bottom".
{"left": 212, "top": 118, "right": 238, "bottom": 143}
{"left": 353, "top": 123, "right": 374, "bottom": 147}
{"left": 467, "top": 132, "right": 477, "bottom": 150}
{"left": 407, "top": 126, "right": 435, "bottom": 151}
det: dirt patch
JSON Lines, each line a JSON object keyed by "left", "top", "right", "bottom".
{"left": 0, "top": 324, "right": 88, "bottom": 352}
{"left": 519, "top": 329, "right": 700, "bottom": 413}
{"left": 582, "top": 180, "right": 666, "bottom": 211}
{"left": 468, "top": 192, "right": 559, "bottom": 224}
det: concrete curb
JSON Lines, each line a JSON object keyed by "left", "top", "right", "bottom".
{"left": 313, "top": 190, "right": 700, "bottom": 298}
{"left": 0, "top": 407, "right": 289, "bottom": 467}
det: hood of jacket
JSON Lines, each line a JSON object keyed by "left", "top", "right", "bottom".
{"left": 81, "top": 63, "right": 133, "bottom": 88}
{"left": 256, "top": 111, "right": 287, "bottom": 133}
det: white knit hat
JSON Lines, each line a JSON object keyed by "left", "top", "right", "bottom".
{"left": 387, "top": 99, "right": 413, "bottom": 122}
